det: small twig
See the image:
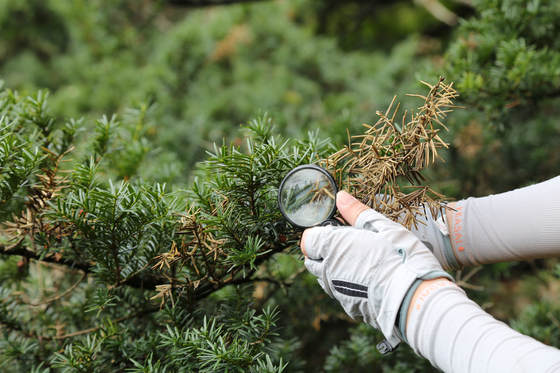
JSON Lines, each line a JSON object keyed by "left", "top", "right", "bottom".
{"left": 459, "top": 282, "right": 485, "bottom": 291}
{"left": 284, "top": 265, "right": 307, "bottom": 284}
{"left": 2, "top": 235, "right": 26, "bottom": 251}
{"left": 456, "top": 266, "right": 484, "bottom": 291}
{"left": 459, "top": 265, "right": 483, "bottom": 283}
{"left": 547, "top": 312, "right": 560, "bottom": 330}
{"left": 24, "top": 272, "right": 87, "bottom": 307}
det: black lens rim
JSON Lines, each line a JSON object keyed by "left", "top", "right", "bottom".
{"left": 278, "top": 164, "right": 338, "bottom": 229}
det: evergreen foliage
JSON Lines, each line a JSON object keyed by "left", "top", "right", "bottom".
{"left": 446, "top": 0, "right": 560, "bottom": 123}
{"left": 0, "top": 0, "right": 434, "bottom": 171}
{"left": 2, "top": 0, "right": 560, "bottom": 372}
{"left": 0, "top": 86, "right": 327, "bottom": 371}
{"left": 324, "top": 78, "right": 458, "bottom": 229}
{"left": 433, "top": 0, "right": 560, "bottom": 197}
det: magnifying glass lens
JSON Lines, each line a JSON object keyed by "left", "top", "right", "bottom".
{"left": 279, "top": 166, "right": 337, "bottom": 228}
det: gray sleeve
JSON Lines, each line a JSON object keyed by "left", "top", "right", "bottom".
{"left": 451, "top": 176, "right": 560, "bottom": 267}
{"left": 406, "top": 281, "right": 560, "bottom": 373}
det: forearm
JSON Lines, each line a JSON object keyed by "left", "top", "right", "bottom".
{"left": 405, "top": 279, "right": 560, "bottom": 373}
{"left": 445, "top": 176, "right": 560, "bottom": 266}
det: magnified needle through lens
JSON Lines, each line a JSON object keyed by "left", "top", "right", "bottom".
{"left": 278, "top": 165, "right": 342, "bottom": 228}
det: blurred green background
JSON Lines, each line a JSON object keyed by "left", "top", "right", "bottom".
{"left": 2, "top": 0, "right": 560, "bottom": 371}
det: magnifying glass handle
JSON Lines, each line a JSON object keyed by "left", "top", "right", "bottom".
{"left": 320, "top": 218, "right": 345, "bottom": 227}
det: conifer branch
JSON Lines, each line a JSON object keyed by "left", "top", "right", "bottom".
{"left": 0, "top": 243, "right": 91, "bottom": 273}
{"left": 323, "top": 76, "right": 459, "bottom": 229}
{"left": 0, "top": 244, "right": 162, "bottom": 290}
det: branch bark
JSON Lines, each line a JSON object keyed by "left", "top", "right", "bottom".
{"left": 0, "top": 244, "right": 91, "bottom": 273}
{"left": 1, "top": 234, "right": 298, "bottom": 302}
{"left": 0, "top": 243, "right": 158, "bottom": 290}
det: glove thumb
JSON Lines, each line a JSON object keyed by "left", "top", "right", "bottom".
{"left": 337, "top": 191, "right": 370, "bottom": 226}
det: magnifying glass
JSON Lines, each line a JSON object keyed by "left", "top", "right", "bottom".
{"left": 278, "top": 165, "right": 344, "bottom": 229}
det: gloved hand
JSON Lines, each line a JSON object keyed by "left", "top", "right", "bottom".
{"left": 301, "top": 191, "right": 454, "bottom": 350}
{"left": 369, "top": 194, "right": 462, "bottom": 271}
{"left": 409, "top": 204, "right": 463, "bottom": 271}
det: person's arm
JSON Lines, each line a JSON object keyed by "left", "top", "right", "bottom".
{"left": 406, "top": 278, "right": 560, "bottom": 373}
{"left": 301, "top": 191, "right": 560, "bottom": 373}
{"left": 445, "top": 176, "right": 560, "bottom": 266}
{"left": 300, "top": 191, "right": 454, "bottom": 352}
{"left": 413, "top": 176, "right": 560, "bottom": 269}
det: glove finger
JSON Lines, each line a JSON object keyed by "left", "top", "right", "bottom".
{"left": 336, "top": 191, "right": 371, "bottom": 226}
{"left": 302, "top": 226, "right": 333, "bottom": 260}
{"left": 304, "top": 257, "right": 324, "bottom": 278}
{"left": 304, "top": 258, "right": 335, "bottom": 298}
{"left": 316, "top": 276, "right": 333, "bottom": 299}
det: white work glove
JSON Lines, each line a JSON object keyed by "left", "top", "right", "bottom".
{"left": 409, "top": 207, "right": 463, "bottom": 271}
{"left": 301, "top": 191, "right": 454, "bottom": 351}
{"left": 372, "top": 194, "right": 463, "bottom": 271}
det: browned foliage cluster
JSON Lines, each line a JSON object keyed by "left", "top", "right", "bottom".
{"left": 321, "top": 77, "right": 459, "bottom": 228}
{"left": 4, "top": 148, "right": 71, "bottom": 248}
{"left": 150, "top": 205, "right": 231, "bottom": 305}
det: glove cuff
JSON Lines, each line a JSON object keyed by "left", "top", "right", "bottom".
{"left": 396, "top": 270, "right": 455, "bottom": 345}
{"left": 375, "top": 261, "right": 454, "bottom": 340}
{"left": 428, "top": 214, "right": 464, "bottom": 271}
{"left": 397, "top": 278, "right": 423, "bottom": 345}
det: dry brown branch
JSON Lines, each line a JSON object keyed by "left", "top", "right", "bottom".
{"left": 322, "top": 77, "right": 459, "bottom": 229}
{"left": 0, "top": 306, "right": 158, "bottom": 341}
{"left": 152, "top": 205, "right": 227, "bottom": 291}
{"left": 458, "top": 282, "right": 485, "bottom": 291}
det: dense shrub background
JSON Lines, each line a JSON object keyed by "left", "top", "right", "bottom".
{"left": 1, "top": 0, "right": 560, "bottom": 371}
